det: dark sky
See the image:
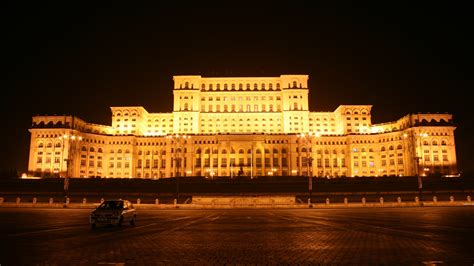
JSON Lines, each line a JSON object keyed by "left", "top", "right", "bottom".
{"left": 3, "top": 3, "right": 473, "bottom": 175}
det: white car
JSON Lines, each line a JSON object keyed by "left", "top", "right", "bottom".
{"left": 89, "top": 199, "right": 136, "bottom": 228}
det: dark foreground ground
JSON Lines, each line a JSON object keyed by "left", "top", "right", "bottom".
{"left": 0, "top": 207, "right": 473, "bottom": 264}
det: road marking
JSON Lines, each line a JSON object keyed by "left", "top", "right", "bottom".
{"left": 9, "top": 224, "right": 88, "bottom": 237}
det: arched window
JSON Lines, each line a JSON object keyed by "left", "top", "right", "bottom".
{"left": 294, "top": 102, "right": 298, "bottom": 110}
{"left": 247, "top": 149, "right": 252, "bottom": 154}
{"left": 282, "top": 148, "right": 287, "bottom": 154}
{"left": 273, "top": 148, "right": 278, "bottom": 154}
{"left": 55, "top": 142, "right": 61, "bottom": 148}
{"left": 264, "top": 149, "right": 270, "bottom": 154}
{"left": 224, "top": 84, "right": 228, "bottom": 90}
{"left": 205, "top": 149, "right": 210, "bottom": 154}
{"left": 201, "top": 84, "right": 205, "bottom": 90}
{"left": 333, "top": 150, "right": 337, "bottom": 154}
{"left": 38, "top": 142, "right": 44, "bottom": 148}
{"left": 161, "top": 150, "right": 166, "bottom": 155}
{"left": 209, "top": 84, "right": 213, "bottom": 90}
{"left": 216, "top": 84, "right": 220, "bottom": 90}
{"left": 231, "top": 84, "right": 235, "bottom": 90}
{"left": 239, "top": 84, "right": 243, "bottom": 90}
{"left": 118, "top": 149, "right": 123, "bottom": 153}
{"left": 381, "top": 147, "right": 386, "bottom": 152}
{"left": 246, "top": 84, "right": 250, "bottom": 90}
{"left": 256, "top": 149, "right": 262, "bottom": 154}
{"left": 301, "top": 148, "right": 307, "bottom": 153}
{"left": 324, "top": 150, "right": 329, "bottom": 154}
{"left": 184, "top": 103, "right": 188, "bottom": 110}
{"left": 441, "top": 140, "right": 447, "bottom": 146}
{"left": 90, "top": 147, "right": 95, "bottom": 152}
{"left": 292, "top": 81, "right": 297, "bottom": 87}
{"left": 46, "top": 142, "right": 52, "bottom": 148}
{"left": 389, "top": 146, "right": 394, "bottom": 150}
{"left": 125, "top": 149, "right": 130, "bottom": 153}
{"left": 146, "top": 151, "right": 150, "bottom": 155}
{"left": 110, "top": 149, "right": 115, "bottom": 154}
{"left": 397, "top": 145, "right": 403, "bottom": 149}
{"left": 238, "top": 149, "right": 244, "bottom": 154}
{"left": 361, "top": 148, "right": 366, "bottom": 152}
{"left": 81, "top": 146, "right": 87, "bottom": 151}
{"left": 262, "top": 84, "right": 265, "bottom": 90}
{"left": 432, "top": 140, "right": 438, "bottom": 146}
{"left": 98, "top": 148, "right": 103, "bottom": 153}
{"left": 423, "top": 140, "right": 429, "bottom": 146}
{"left": 254, "top": 83, "right": 258, "bottom": 89}
{"left": 196, "top": 148, "right": 202, "bottom": 154}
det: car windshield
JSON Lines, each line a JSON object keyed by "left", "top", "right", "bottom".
{"left": 98, "top": 201, "right": 124, "bottom": 209}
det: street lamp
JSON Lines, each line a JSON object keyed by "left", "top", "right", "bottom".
{"left": 417, "top": 132, "right": 428, "bottom": 202}
{"left": 58, "top": 133, "right": 82, "bottom": 206}
{"left": 297, "top": 133, "right": 318, "bottom": 203}
{"left": 406, "top": 132, "right": 428, "bottom": 203}
{"left": 166, "top": 134, "right": 190, "bottom": 202}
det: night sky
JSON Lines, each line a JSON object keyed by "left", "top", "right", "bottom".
{"left": 4, "top": 3, "right": 473, "bottom": 175}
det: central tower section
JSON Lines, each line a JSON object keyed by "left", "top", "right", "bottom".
{"left": 172, "top": 75, "right": 309, "bottom": 134}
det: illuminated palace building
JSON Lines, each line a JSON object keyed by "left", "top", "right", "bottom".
{"left": 28, "top": 75, "right": 458, "bottom": 179}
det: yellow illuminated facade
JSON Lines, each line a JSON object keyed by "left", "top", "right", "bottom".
{"left": 28, "top": 75, "right": 458, "bottom": 178}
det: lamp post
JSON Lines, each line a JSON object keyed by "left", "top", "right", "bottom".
{"left": 166, "top": 134, "right": 190, "bottom": 202}
{"left": 417, "top": 132, "right": 428, "bottom": 202}
{"left": 407, "top": 131, "right": 428, "bottom": 203}
{"left": 58, "top": 133, "right": 82, "bottom": 206}
{"left": 297, "top": 133, "right": 317, "bottom": 203}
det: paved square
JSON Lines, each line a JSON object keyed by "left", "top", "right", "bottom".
{"left": 0, "top": 207, "right": 473, "bottom": 264}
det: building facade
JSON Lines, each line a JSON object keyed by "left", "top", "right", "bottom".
{"left": 28, "top": 75, "right": 458, "bottom": 178}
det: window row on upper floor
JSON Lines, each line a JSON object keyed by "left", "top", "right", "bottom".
{"left": 198, "top": 82, "right": 281, "bottom": 91}
{"left": 201, "top": 95, "right": 282, "bottom": 101}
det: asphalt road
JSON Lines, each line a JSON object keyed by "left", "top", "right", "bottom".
{"left": 0, "top": 207, "right": 473, "bottom": 265}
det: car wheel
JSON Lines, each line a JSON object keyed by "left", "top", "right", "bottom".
{"left": 118, "top": 216, "right": 123, "bottom": 227}
{"left": 130, "top": 215, "right": 136, "bottom": 226}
